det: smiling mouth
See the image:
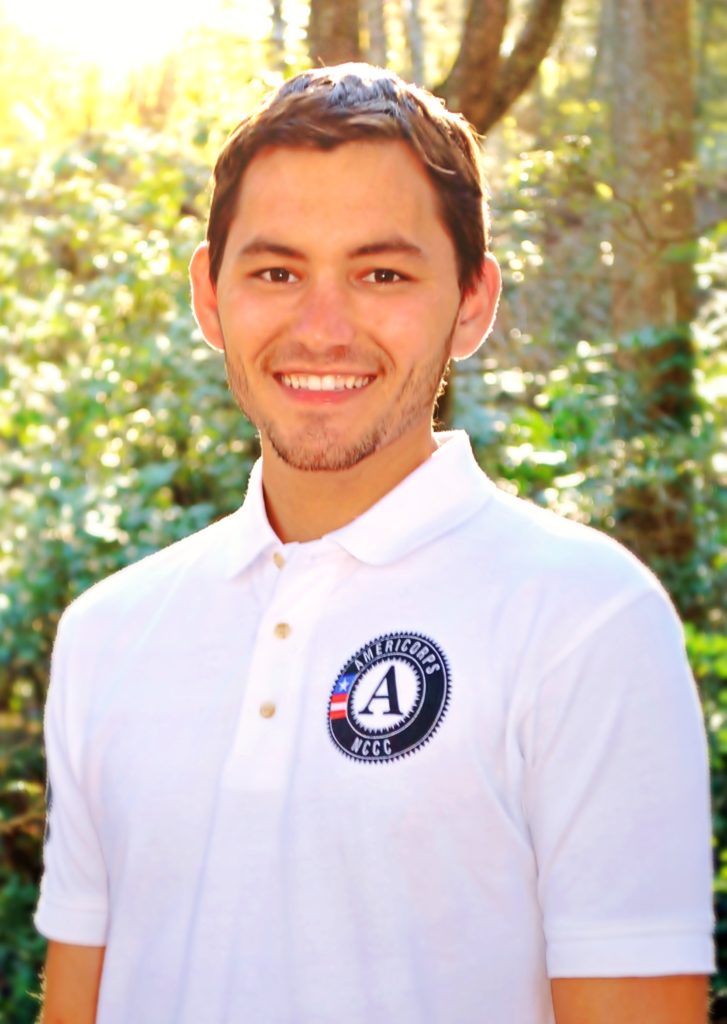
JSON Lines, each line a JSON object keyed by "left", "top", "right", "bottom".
{"left": 278, "top": 373, "right": 374, "bottom": 392}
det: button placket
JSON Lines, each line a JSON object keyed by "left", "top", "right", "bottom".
{"left": 223, "top": 550, "right": 346, "bottom": 791}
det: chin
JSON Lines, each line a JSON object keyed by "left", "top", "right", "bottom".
{"left": 267, "top": 429, "right": 385, "bottom": 473}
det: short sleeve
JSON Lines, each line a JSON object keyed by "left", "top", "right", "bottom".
{"left": 522, "top": 587, "right": 714, "bottom": 977}
{"left": 34, "top": 610, "right": 109, "bottom": 945}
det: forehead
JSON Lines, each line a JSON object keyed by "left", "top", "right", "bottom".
{"left": 230, "top": 140, "right": 449, "bottom": 245}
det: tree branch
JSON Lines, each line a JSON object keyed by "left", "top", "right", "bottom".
{"left": 437, "top": 0, "right": 565, "bottom": 134}
{"left": 487, "top": 0, "right": 566, "bottom": 130}
{"left": 0, "top": 809, "right": 44, "bottom": 836}
{"left": 437, "top": 0, "right": 509, "bottom": 124}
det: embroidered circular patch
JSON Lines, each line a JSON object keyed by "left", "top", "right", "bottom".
{"left": 328, "top": 632, "right": 450, "bottom": 763}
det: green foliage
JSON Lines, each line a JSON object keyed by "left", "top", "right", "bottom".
{"left": 0, "top": 129, "right": 258, "bottom": 719}
{"left": 692, "top": 627, "right": 727, "bottom": 1001}
{"left": 0, "top": 865, "right": 45, "bottom": 1023}
{"left": 465, "top": 122, "right": 727, "bottom": 628}
{"left": 0, "top": 131, "right": 258, "bottom": 1021}
{"left": 0, "top": 723, "right": 46, "bottom": 1024}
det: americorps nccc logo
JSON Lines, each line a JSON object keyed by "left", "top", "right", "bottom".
{"left": 328, "top": 632, "right": 450, "bottom": 763}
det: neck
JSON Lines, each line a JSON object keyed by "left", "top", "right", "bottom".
{"left": 260, "top": 432, "right": 439, "bottom": 543}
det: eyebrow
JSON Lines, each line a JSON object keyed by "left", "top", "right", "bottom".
{"left": 235, "top": 235, "right": 426, "bottom": 262}
{"left": 349, "top": 237, "right": 425, "bottom": 260}
{"left": 236, "top": 239, "right": 304, "bottom": 260}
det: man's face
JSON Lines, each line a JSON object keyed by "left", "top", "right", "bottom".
{"left": 195, "top": 140, "right": 493, "bottom": 474}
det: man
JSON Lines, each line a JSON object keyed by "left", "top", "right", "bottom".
{"left": 36, "top": 64, "right": 713, "bottom": 1023}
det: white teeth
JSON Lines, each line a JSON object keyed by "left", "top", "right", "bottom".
{"left": 280, "top": 373, "right": 371, "bottom": 392}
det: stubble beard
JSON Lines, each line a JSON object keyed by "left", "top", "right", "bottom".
{"left": 223, "top": 331, "right": 454, "bottom": 473}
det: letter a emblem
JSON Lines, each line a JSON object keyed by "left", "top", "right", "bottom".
{"left": 359, "top": 665, "right": 402, "bottom": 716}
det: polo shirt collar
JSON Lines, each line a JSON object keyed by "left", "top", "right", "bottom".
{"left": 330, "top": 431, "right": 494, "bottom": 565}
{"left": 222, "top": 459, "right": 279, "bottom": 578}
{"left": 223, "top": 431, "right": 494, "bottom": 577}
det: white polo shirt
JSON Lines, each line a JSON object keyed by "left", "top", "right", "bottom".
{"left": 36, "top": 431, "right": 714, "bottom": 1024}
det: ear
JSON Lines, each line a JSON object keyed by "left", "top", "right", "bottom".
{"left": 450, "top": 253, "right": 502, "bottom": 361}
{"left": 189, "top": 242, "right": 225, "bottom": 352}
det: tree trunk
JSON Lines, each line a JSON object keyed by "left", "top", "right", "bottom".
{"left": 607, "top": 0, "right": 698, "bottom": 578}
{"left": 269, "top": 0, "right": 286, "bottom": 71}
{"left": 362, "top": 0, "right": 387, "bottom": 65}
{"left": 308, "top": 0, "right": 362, "bottom": 66}
{"left": 403, "top": 0, "right": 426, "bottom": 83}
{"left": 438, "top": 0, "right": 565, "bottom": 133}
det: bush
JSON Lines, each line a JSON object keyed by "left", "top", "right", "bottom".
{"left": 0, "top": 129, "right": 258, "bottom": 718}
{"left": 0, "top": 129, "right": 256, "bottom": 1021}
{"left": 0, "top": 723, "right": 46, "bottom": 1023}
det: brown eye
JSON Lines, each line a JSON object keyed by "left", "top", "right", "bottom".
{"left": 260, "top": 267, "right": 296, "bottom": 283}
{"left": 365, "top": 268, "right": 404, "bottom": 284}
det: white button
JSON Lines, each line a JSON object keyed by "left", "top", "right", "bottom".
{"left": 274, "top": 622, "right": 291, "bottom": 639}
{"left": 259, "top": 701, "right": 276, "bottom": 719}
{"left": 273, "top": 552, "right": 285, "bottom": 569}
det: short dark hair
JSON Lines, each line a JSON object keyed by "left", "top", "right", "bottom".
{"left": 206, "top": 63, "right": 490, "bottom": 294}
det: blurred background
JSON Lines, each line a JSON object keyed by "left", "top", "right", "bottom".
{"left": 0, "top": 0, "right": 725, "bottom": 1019}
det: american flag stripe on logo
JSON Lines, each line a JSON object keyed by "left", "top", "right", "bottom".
{"left": 329, "top": 692, "right": 348, "bottom": 720}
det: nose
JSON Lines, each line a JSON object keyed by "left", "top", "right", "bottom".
{"left": 291, "top": 277, "right": 355, "bottom": 351}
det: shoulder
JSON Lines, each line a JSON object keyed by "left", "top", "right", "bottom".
{"left": 58, "top": 508, "right": 242, "bottom": 641}
{"left": 470, "top": 482, "right": 662, "bottom": 601}
{"left": 449, "top": 481, "right": 681, "bottom": 671}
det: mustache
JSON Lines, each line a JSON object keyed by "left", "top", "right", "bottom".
{"left": 263, "top": 342, "right": 383, "bottom": 374}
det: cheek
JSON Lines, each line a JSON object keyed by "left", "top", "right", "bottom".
{"left": 218, "top": 295, "right": 285, "bottom": 358}
{"left": 361, "top": 295, "right": 441, "bottom": 339}
{"left": 376, "top": 298, "right": 456, "bottom": 356}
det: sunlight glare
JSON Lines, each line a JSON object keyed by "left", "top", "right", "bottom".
{"left": 3, "top": 0, "right": 269, "bottom": 80}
